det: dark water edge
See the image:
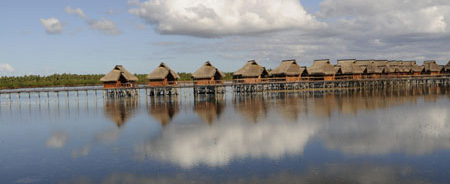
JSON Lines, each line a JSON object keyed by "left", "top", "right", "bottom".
{"left": 0, "top": 86, "right": 449, "bottom": 184}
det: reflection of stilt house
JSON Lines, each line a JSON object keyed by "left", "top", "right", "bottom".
{"left": 233, "top": 60, "right": 270, "bottom": 83}
{"left": 234, "top": 95, "right": 269, "bottom": 123}
{"left": 355, "top": 60, "right": 385, "bottom": 78}
{"left": 192, "top": 61, "right": 225, "bottom": 85}
{"left": 423, "top": 60, "right": 444, "bottom": 75}
{"left": 194, "top": 96, "right": 225, "bottom": 124}
{"left": 148, "top": 99, "right": 179, "bottom": 126}
{"left": 104, "top": 98, "right": 138, "bottom": 127}
{"left": 146, "top": 63, "right": 180, "bottom": 86}
{"left": 336, "top": 59, "right": 366, "bottom": 79}
{"left": 100, "top": 65, "right": 138, "bottom": 89}
{"left": 307, "top": 59, "right": 340, "bottom": 81}
{"left": 270, "top": 59, "right": 307, "bottom": 82}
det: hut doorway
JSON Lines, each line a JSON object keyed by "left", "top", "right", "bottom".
{"left": 167, "top": 73, "right": 176, "bottom": 82}
{"left": 214, "top": 71, "right": 222, "bottom": 81}
{"left": 118, "top": 75, "right": 128, "bottom": 84}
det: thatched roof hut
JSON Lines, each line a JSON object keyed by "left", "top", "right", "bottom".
{"left": 233, "top": 60, "right": 269, "bottom": 78}
{"left": 337, "top": 59, "right": 366, "bottom": 74}
{"left": 271, "top": 59, "right": 306, "bottom": 77}
{"left": 146, "top": 62, "right": 180, "bottom": 80}
{"left": 423, "top": 60, "right": 444, "bottom": 73}
{"left": 192, "top": 61, "right": 225, "bottom": 80}
{"left": 373, "top": 60, "right": 398, "bottom": 74}
{"left": 100, "top": 65, "right": 138, "bottom": 83}
{"left": 307, "top": 59, "right": 337, "bottom": 75}
{"left": 355, "top": 60, "right": 385, "bottom": 74}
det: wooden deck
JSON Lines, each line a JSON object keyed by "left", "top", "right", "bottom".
{"left": 0, "top": 75, "right": 449, "bottom": 99}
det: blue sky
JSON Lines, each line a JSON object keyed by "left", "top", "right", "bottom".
{"left": 1, "top": 0, "right": 450, "bottom": 76}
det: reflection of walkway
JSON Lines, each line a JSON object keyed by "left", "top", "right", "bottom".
{"left": 147, "top": 97, "right": 179, "bottom": 126}
{"left": 103, "top": 98, "right": 139, "bottom": 127}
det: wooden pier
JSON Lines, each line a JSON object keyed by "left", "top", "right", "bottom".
{"left": 0, "top": 76, "right": 449, "bottom": 101}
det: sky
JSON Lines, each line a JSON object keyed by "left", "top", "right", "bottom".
{"left": 1, "top": 0, "right": 450, "bottom": 76}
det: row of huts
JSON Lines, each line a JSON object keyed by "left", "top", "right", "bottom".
{"left": 100, "top": 59, "right": 450, "bottom": 88}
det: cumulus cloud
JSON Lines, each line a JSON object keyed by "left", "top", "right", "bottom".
{"left": 0, "top": 63, "right": 15, "bottom": 73}
{"left": 129, "top": 0, "right": 323, "bottom": 37}
{"left": 64, "top": 6, "right": 88, "bottom": 19}
{"left": 65, "top": 7, "right": 121, "bottom": 35}
{"left": 88, "top": 18, "right": 121, "bottom": 35}
{"left": 39, "top": 18, "right": 64, "bottom": 34}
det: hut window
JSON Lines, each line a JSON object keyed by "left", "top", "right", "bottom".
{"left": 167, "top": 73, "right": 176, "bottom": 81}
{"left": 119, "top": 75, "right": 127, "bottom": 83}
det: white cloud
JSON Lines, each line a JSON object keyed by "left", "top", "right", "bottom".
{"left": 0, "top": 63, "right": 15, "bottom": 73}
{"left": 129, "top": 0, "right": 323, "bottom": 37}
{"left": 64, "top": 6, "right": 88, "bottom": 19}
{"left": 39, "top": 18, "right": 64, "bottom": 34}
{"left": 88, "top": 18, "right": 122, "bottom": 35}
{"left": 65, "top": 7, "right": 121, "bottom": 35}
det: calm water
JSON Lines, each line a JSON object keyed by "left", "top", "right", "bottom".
{"left": 1, "top": 86, "right": 450, "bottom": 184}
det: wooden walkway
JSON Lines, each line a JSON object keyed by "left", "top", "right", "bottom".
{"left": 0, "top": 76, "right": 449, "bottom": 99}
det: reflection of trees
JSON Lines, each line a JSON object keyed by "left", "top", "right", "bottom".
{"left": 233, "top": 94, "right": 269, "bottom": 123}
{"left": 59, "top": 163, "right": 427, "bottom": 184}
{"left": 103, "top": 98, "right": 139, "bottom": 127}
{"left": 147, "top": 97, "right": 179, "bottom": 126}
{"left": 193, "top": 95, "right": 225, "bottom": 124}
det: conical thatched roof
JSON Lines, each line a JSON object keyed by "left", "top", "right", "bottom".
{"left": 307, "top": 59, "right": 337, "bottom": 75}
{"left": 233, "top": 60, "right": 269, "bottom": 78}
{"left": 373, "top": 60, "right": 397, "bottom": 73}
{"left": 271, "top": 60, "right": 306, "bottom": 76}
{"left": 355, "top": 60, "right": 385, "bottom": 74}
{"left": 423, "top": 60, "right": 444, "bottom": 72}
{"left": 146, "top": 62, "right": 180, "bottom": 80}
{"left": 100, "top": 65, "right": 138, "bottom": 82}
{"left": 337, "top": 59, "right": 366, "bottom": 74}
{"left": 192, "top": 61, "right": 225, "bottom": 79}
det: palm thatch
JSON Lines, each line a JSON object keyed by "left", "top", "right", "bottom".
{"left": 146, "top": 62, "right": 180, "bottom": 80}
{"left": 337, "top": 59, "right": 366, "bottom": 74}
{"left": 100, "top": 65, "right": 138, "bottom": 82}
{"left": 355, "top": 60, "right": 385, "bottom": 74}
{"left": 192, "top": 61, "right": 225, "bottom": 79}
{"left": 233, "top": 60, "right": 269, "bottom": 78}
{"left": 271, "top": 59, "right": 306, "bottom": 76}
{"left": 307, "top": 59, "right": 337, "bottom": 75}
{"left": 373, "top": 60, "right": 398, "bottom": 73}
{"left": 423, "top": 60, "right": 444, "bottom": 72}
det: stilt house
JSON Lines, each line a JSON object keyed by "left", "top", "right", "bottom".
{"left": 336, "top": 59, "right": 366, "bottom": 79}
{"left": 306, "top": 59, "right": 340, "bottom": 81}
{"left": 270, "top": 59, "right": 307, "bottom": 82}
{"left": 233, "top": 60, "right": 270, "bottom": 83}
{"left": 146, "top": 62, "right": 180, "bottom": 86}
{"left": 192, "top": 61, "right": 225, "bottom": 85}
{"left": 100, "top": 65, "right": 138, "bottom": 89}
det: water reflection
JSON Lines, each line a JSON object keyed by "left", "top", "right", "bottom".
{"left": 59, "top": 163, "right": 425, "bottom": 184}
{"left": 103, "top": 98, "right": 138, "bottom": 127}
{"left": 193, "top": 95, "right": 225, "bottom": 124}
{"left": 147, "top": 97, "right": 179, "bottom": 126}
{"left": 233, "top": 94, "right": 269, "bottom": 123}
